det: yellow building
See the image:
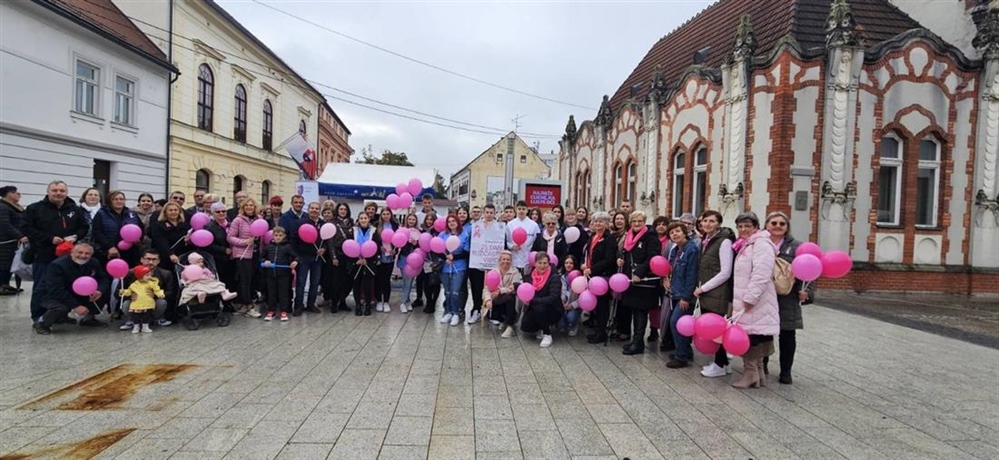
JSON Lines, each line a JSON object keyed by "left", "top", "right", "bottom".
{"left": 450, "top": 133, "right": 552, "bottom": 208}
{"left": 116, "top": 0, "right": 325, "bottom": 205}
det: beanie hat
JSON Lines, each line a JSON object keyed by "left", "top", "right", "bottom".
{"left": 134, "top": 265, "right": 151, "bottom": 279}
{"left": 187, "top": 252, "right": 204, "bottom": 264}
{"left": 55, "top": 241, "right": 75, "bottom": 257}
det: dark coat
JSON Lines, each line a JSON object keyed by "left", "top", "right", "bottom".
{"left": 527, "top": 269, "right": 562, "bottom": 312}
{"left": 584, "top": 231, "right": 619, "bottom": 278}
{"left": 776, "top": 235, "right": 811, "bottom": 330}
{"left": 531, "top": 230, "right": 568, "bottom": 267}
{"left": 262, "top": 240, "right": 298, "bottom": 266}
{"left": 620, "top": 227, "right": 662, "bottom": 310}
{"left": 563, "top": 224, "right": 589, "bottom": 264}
{"left": 91, "top": 206, "right": 142, "bottom": 265}
{"left": 0, "top": 198, "right": 24, "bottom": 271}
{"left": 148, "top": 218, "right": 191, "bottom": 270}
{"left": 20, "top": 196, "right": 89, "bottom": 264}
{"left": 289, "top": 217, "right": 324, "bottom": 261}
{"left": 204, "top": 220, "right": 231, "bottom": 262}
{"left": 36, "top": 255, "right": 110, "bottom": 310}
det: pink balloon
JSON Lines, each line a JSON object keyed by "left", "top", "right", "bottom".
{"left": 386, "top": 194, "right": 400, "bottom": 210}
{"left": 182, "top": 264, "right": 203, "bottom": 282}
{"left": 320, "top": 223, "right": 337, "bottom": 240}
{"left": 517, "top": 283, "right": 535, "bottom": 303}
{"left": 342, "top": 239, "right": 361, "bottom": 258}
{"left": 395, "top": 183, "right": 408, "bottom": 196}
{"left": 693, "top": 335, "right": 720, "bottom": 355}
{"left": 797, "top": 242, "right": 823, "bottom": 259}
{"left": 392, "top": 231, "right": 409, "bottom": 248}
{"left": 105, "top": 259, "right": 129, "bottom": 279}
{"left": 821, "top": 250, "right": 852, "bottom": 278}
{"left": 360, "top": 240, "right": 378, "bottom": 258}
{"left": 434, "top": 217, "right": 447, "bottom": 233}
{"left": 406, "top": 252, "right": 423, "bottom": 268}
{"left": 609, "top": 273, "right": 630, "bottom": 293}
{"left": 119, "top": 224, "right": 142, "bottom": 243}
{"left": 695, "top": 313, "right": 727, "bottom": 340}
{"left": 567, "top": 270, "right": 582, "bottom": 286}
{"left": 676, "top": 315, "right": 696, "bottom": 337}
{"left": 588, "top": 276, "right": 608, "bottom": 296}
{"left": 381, "top": 229, "right": 395, "bottom": 245}
{"left": 398, "top": 192, "right": 413, "bottom": 210}
{"left": 485, "top": 270, "right": 501, "bottom": 291}
{"left": 791, "top": 254, "right": 823, "bottom": 282}
{"left": 650, "top": 255, "right": 671, "bottom": 277}
{"left": 445, "top": 235, "right": 461, "bottom": 253}
{"left": 72, "top": 276, "right": 97, "bottom": 296}
{"left": 418, "top": 232, "right": 433, "bottom": 252}
{"left": 298, "top": 224, "right": 318, "bottom": 244}
{"left": 430, "top": 237, "right": 446, "bottom": 254}
{"left": 722, "top": 324, "right": 750, "bottom": 356}
{"left": 528, "top": 251, "right": 537, "bottom": 266}
{"left": 548, "top": 254, "right": 558, "bottom": 268}
{"left": 262, "top": 230, "right": 274, "bottom": 246}
{"left": 250, "top": 219, "right": 269, "bottom": 237}
{"left": 190, "top": 229, "right": 213, "bottom": 248}
{"left": 570, "top": 276, "right": 588, "bottom": 294}
{"left": 190, "top": 212, "right": 210, "bottom": 230}
{"left": 578, "top": 290, "right": 597, "bottom": 312}
{"left": 511, "top": 227, "right": 527, "bottom": 246}
{"left": 403, "top": 264, "right": 421, "bottom": 279}
{"left": 117, "top": 241, "right": 133, "bottom": 251}
{"left": 407, "top": 178, "right": 423, "bottom": 196}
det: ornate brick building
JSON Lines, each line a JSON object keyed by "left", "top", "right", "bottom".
{"left": 556, "top": 0, "right": 997, "bottom": 294}
{"left": 318, "top": 101, "right": 352, "bottom": 174}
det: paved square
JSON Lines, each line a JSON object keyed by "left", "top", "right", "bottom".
{"left": 0, "top": 290, "right": 996, "bottom": 459}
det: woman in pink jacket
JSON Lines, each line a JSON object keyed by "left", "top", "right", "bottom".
{"left": 227, "top": 198, "right": 261, "bottom": 317}
{"left": 730, "top": 212, "right": 780, "bottom": 389}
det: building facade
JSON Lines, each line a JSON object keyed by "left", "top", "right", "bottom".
{"left": 0, "top": 0, "right": 174, "bottom": 203}
{"left": 117, "top": 0, "right": 326, "bottom": 206}
{"left": 556, "top": 0, "right": 996, "bottom": 294}
{"left": 317, "top": 101, "right": 352, "bottom": 175}
{"left": 451, "top": 133, "right": 553, "bottom": 207}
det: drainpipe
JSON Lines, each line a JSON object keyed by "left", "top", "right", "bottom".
{"left": 164, "top": 0, "right": 177, "bottom": 198}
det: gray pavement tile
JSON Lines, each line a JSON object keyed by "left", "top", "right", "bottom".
{"left": 597, "top": 423, "right": 665, "bottom": 460}
{"left": 476, "top": 451, "right": 525, "bottom": 459}
{"left": 179, "top": 427, "right": 249, "bottom": 452}
{"left": 474, "top": 419, "right": 521, "bottom": 452}
{"left": 329, "top": 428, "right": 387, "bottom": 460}
{"left": 511, "top": 404, "right": 557, "bottom": 431}
{"left": 276, "top": 442, "right": 334, "bottom": 459}
{"left": 473, "top": 376, "right": 508, "bottom": 396}
{"left": 291, "top": 411, "right": 350, "bottom": 444}
{"left": 436, "top": 385, "right": 474, "bottom": 408}
{"left": 428, "top": 435, "right": 475, "bottom": 459}
{"left": 179, "top": 392, "right": 246, "bottom": 418}
{"left": 553, "top": 418, "right": 614, "bottom": 457}
{"left": 0, "top": 425, "right": 60, "bottom": 455}
{"left": 377, "top": 444, "right": 429, "bottom": 459}
{"left": 394, "top": 393, "right": 436, "bottom": 417}
{"left": 112, "top": 436, "right": 186, "bottom": 460}
{"left": 402, "top": 375, "right": 440, "bottom": 395}
{"left": 210, "top": 403, "right": 273, "bottom": 429}
{"left": 347, "top": 400, "right": 397, "bottom": 429}
{"left": 146, "top": 416, "right": 217, "bottom": 440}
{"left": 224, "top": 421, "right": 299, "bottom": 460}
{"left": 168, "top": 450, "right": 226, "bottom": 460}
{"left": 585, "top": 404, "right": 632, "bottom": 424}
{"left": 431, "top": 406, "right": 474, "bottom": 435}
{"left": 385, "top": 416, "right": 432, "bottom": 446}
{"left": 475, "top": 395, "right": 514, "bottom": 420}
{"left": 519, "top": 429, "right": 570, "bottom": 460}
{"left": 949, "top": 440, "right": 999, "bottom": 459}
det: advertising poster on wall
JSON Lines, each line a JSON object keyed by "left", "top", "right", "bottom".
{"left": 523, "top": 183, "right": 561, "bottom": 208}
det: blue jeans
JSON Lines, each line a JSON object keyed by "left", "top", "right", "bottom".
{"left": 557, "top": 308, "right": 580, "bottom": 330}
{"left": 398, "top": 261, "right": 414, "bottom": 305}
{"left": 669, "top": 298, "right": 694, "bottom": 362}
{"left": 295, "top": 259, "right": 323, "bottom": 309}
{"left": 441, "top": 270, "right": 465, "bottom": 316}
{"left": 30, "top": 261, "right": 51, "bottom": 321}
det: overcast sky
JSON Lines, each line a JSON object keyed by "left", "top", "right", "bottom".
{"left": 219, "top": 0, "right": 711, "bottom": 180}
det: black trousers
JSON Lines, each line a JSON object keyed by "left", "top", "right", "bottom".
{"left": 265, "top": 270, "right": 292, "bottom": 314}
{"left": 321, "top": 262, "right": 336, "bottom": 304}
{"left": 353, "top": 268, "right": 375, "bottom": 306}
{"left": 39, "top": 300, "right": 98, "bottom": 327}
{"left": 615, "top": 302, "right": 633, "bottom": 337}
{"left": 629, "top": 308, "right": 649, "bottom": 350}
{"left": 329, "top": 261, "right": 352, "bottom": 309}
{"left": 491, "top": 294, "right": 516, "bottom": 326}
{"left": 415, "top": 272, "right": 425, "bottom": 302}
{"left": 129, "top": 309, "right": 152, "bottom": 324}
{"left": 714, "top": 345, "right": 730, "bottom": 367}
{"left": 766, "top": 329, "right": 796, "bottom": 376}
{"left": 466, "top": 269, "right": 485, "bottom": 313}
{"left": 375, "top": 263, "right": 393, "bottom": 303}
{"left": 234, "top": 258, "right": 256, "bottom": 304}
{"left": 589, "top": 293, "right": 612, "bottom": 337}
{"left": 520, "top": 303, "right": 562, "bottom": 335}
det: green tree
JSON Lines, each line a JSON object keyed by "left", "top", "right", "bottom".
{"left": 432, "top": 171, "right": 449, "bottom": 196}
{"left": 357, "top": 147, "right": 413, "bottom": 166}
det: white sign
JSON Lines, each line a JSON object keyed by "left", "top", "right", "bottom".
{"left": 296, "top": 181, "right": 320, "bottom": 206}
{"left": 469, "top": 220, "right": 507, "bottom": 270}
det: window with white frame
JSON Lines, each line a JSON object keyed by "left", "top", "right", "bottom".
{"left": 262, "top": 99, "right": 273, "bottom": 150}
{"left": 197, "top": 64, "right": 214, "bottom": 131}
{"left": 261, "top": 180, "right": 271, "bottom": 205}
{"left": 613, "top": 162, "right": 624, "bottom": 206}
{"left": 113, "top": 75, "right": 135, "bottom": 125}
{"left": 234, "top": 84, "right": 247, "bottom": 143}
{"left": 672, "top": 151, "right": 685, "bottom": 217}
{"left": 877, "top": 135, "right": 903, "bottom": 225}
{"left": 693, "top": 147, "right": 708, "bottom": 215}
{"left": 916, "top": 138, "right": 940, "bottom": 227}
{"left": 75, "top": 60, "right": 100, "bottom": 116}
{"left": 626, "top": 161, "right": 637, "bottom": 203}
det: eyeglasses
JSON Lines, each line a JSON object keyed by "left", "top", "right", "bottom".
{"left": 768, "top": 221, "right": 787, "bottom": 227}
{"left": 171, "top": 196, "right": 184, "bottom": 201}
{"left": 545, "top": 222, "right": 557, "bottom": 226}
{"left": 214, "top": 210, "right": 227, "bottom": 214}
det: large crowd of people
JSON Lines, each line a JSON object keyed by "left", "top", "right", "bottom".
{"left": 0, "top": 181, "right": 812, "bottom": 386}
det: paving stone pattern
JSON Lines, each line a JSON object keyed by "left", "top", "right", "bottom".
{"left": 0, "top": 291, "right": 996, "bottom": 459}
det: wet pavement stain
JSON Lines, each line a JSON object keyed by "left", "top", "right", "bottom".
{"left": 0, "top": 428, "right": 136, "bottom": 459}
{"left": 18, "top": 364, "right": 199, "bottom": 411}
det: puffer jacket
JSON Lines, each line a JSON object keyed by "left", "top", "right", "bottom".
{"left": 262, "top": 240, "right": 298, "bottom": 266}
{"left": 91, "top": 206, "right": 141, "bottom": 258}
{"left": 732, "top": 230, "right": 780, "bottom": 336}
{"left": 227, "top": 214, "right": 258, "bottom": 260}
{"left": 20, "top": 196, "right": 89, "bottom": 263}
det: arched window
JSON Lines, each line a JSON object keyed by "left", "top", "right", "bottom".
{"left": 261, "top": 180, "right": 271, "bottom": 205}
{"left": 916, "top": 138, "right": 940, "bottom": 227}
{"left": 613, "top": 162, "right": 624, "bottom": 206}
{"left": 197, "top": 64, "right": 214, "bottom": 131}
{"left": 262, "top": 99, "right": 273, "bottom": 150}
{"left": 877, "top": 135, "right": 903, "bottom": 225}
{"left": 626, "top": 160, "right": 637, "bottom": 203}
{"left": 234, "top": 84, "right": 247, "bottom": 142}
{"left": 195, "top": 169, "right": 211, "bottom": 192}
{"left": 299, "top": 119, "right": 307, "bottom": 136}
{"left": 233, "top": 175, "right": 244, "bottom": 194}
{"left": 583, "top": 169, "right": 591, "bottom": 208}
{"left": 693, "top": 147, "right": 708, "bottom": 215}
{"left": 672, "top": 151, "right": 686, "bottom": 218}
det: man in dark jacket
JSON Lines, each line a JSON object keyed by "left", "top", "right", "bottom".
{"left": 117, "top": 248, "right": 178, "bottom": 329}
{"left": 226, "top": 191, "right": 248, "bottom": 221}
{"left": 20, "top": 181, "right": 89, "bottom": 321}
{"left": 278, "top": 195, "right": 306, "bottom": 230}
{"left": 289, "top": 202, "right": 325, "bottom": 315}
{"left": 33, "top": 242, "right": 110, "bottom": 334}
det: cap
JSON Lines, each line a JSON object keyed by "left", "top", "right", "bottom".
{"left": 134, "top": 265, "right": 151, "bottom": 279}
{"left": 55, "top": 241, "right": 74, "bottom": 257}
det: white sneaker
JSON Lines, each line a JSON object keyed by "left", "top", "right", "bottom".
{"left": 245, "top": 307, "right": 262, "bottom": 318}
{"left": 466, "top": 311, "right": 481, "bottom": 324}
{"left": 131, "top": 324, "right": 140, "bottom": 334}
{"left": 449, "top": 315, "right": 460, "bottom": 326}
{"left": 489, "top": 319, "right": 501, "bottom": 326}
{"left": 375, "top": 303, "right": 384, "bottom": 312}
{"left": 141, "top": 324, "right": 153, "bottom": 333}
{"left": 700, "top": 363, "right": 730, "bottom": 378}
{"left": 383, "top": 303, "right": 392, "bottom": 313}
{"left": 501, "top": 326, "right": 515, "bottom": 338}
{"left": 440, "top": 313, "right": 452, "bottom": 324}
{"left": 399, "top": 303, "right": 409, "bottom": 313}
{"left": 568, "top": 326, "right": 578, "bottom": 337}
{"left": 540, "top": 335, "right": 553, "bottom": 348}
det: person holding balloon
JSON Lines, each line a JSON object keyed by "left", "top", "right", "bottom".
{"left": 562, "top": 211, "right": 588, "bottom": 264}
{"left": 764, "top": 211, "right": 812, "bottom": 385}
{"left": 227, "top": 198, "right": 264, "bottom": 318}
{"left": 665, "top": 222, "right": 702, "bottom": 368}
{"left": 148, "top": 201, "right": 191, "bottom": 272}
{"left": 375, "top": 207, "right": 400, "bottom": 312}
{"left": 261, "top": 226, "right": 298, "bottom": 321}
{"left": 518, "top": 252, "right": 562, "bottom": 348}
{"left": 349, "top": 212, "right": 379, "bottom": 316}
{"left": 485, "top": 250, "right": 523, "bottom": 336}
{"left": 694, "top": 210, "right": 737, "bottom": 377}
{"left": 395, "top": 214, "right": 422, "bottom": 313}
{"left": 289, "top": 202, "right": 326, "bottom": 316}
{"left": 582, "top": 212, "right": 619, "bottom": 344}
{"left": 33, "top": 242, "right": 110, "bottom": 334}
{"left": 438, "top": 214, "right": 470, "bottom": 326}
{"left": 419, "top": 212, "right": 441, "bottom": 314}
{"left": 324, "top": 203, "right": 354, "bottom": 313}
{"left": 115, "top": 249, "right": 176, "bottom": 329}
{"left": 203, "top": 202, "right": 235, "bottom": 292}
{"left": 90, "top": 190, "right": 143, "bottom": 268}
{"left": 532, "top": 212, "right": 567, "bottom": 270}
{"left": 506, "top": 201, "right": 540, "bottom": 274}
{"left": 729, "top": 212, "right": 780, "bottom": 389}
{"left": 557, "top": 255, "right": 581, "bottom": 336}
{"left": 617, "top": 211, "right": 662, "bottom": 355}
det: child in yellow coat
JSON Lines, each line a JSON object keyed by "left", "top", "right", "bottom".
{"left": 119, "top": 265, "right": 165, "bottom": 334}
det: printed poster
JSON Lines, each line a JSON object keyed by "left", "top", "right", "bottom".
{"left": 469, "top": 220, "right": 506, "bottom": 270}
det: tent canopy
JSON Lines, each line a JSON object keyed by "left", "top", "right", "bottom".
{"left": 316, "top": 163, "right": 437, "bottom": 199}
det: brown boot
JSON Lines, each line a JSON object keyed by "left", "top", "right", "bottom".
{"left": 731, "top": 349, "right": 760, "bottom": 389}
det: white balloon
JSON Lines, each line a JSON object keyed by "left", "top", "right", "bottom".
{"left": 564, "top": 227, "right": 580, "bottom": 244}
{"left": 445, "top": 235, "right": 461, "bottom": 252}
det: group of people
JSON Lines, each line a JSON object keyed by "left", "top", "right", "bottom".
{"left": 0, "top": 181, "right": 811, "bottom": 387}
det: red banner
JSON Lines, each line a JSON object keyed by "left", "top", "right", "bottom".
{"left": 524, "top": 184, "right": 561, "bottom": 208}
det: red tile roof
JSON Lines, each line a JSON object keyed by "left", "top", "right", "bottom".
{"left": 33, "top": 0, "right": 174, "bottom": 71}
{"left": 607, "top": 0, "right": 922, "bottom": 113}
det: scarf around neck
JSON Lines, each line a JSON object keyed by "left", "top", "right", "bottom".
{"left": 531, "top": 267, "right": 551, "bottom": 292}
{"left": 623, "top": 226, "right": 648, "bottom": 252}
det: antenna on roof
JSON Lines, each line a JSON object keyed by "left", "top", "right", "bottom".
{"left": 512, "top": 114, "right": 526, "bottom": 133}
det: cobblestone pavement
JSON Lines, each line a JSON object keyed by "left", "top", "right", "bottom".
{"left": 0, "top": 288, "right": 997, "bottom": 459}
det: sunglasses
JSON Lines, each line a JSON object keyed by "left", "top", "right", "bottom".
{"left": 214, "top": 210, "right": 227, "bottom": 214}
{"left": 171, "top": 197, "right": 184, "bottom": 201}
{"left": 768, "top": 221, "right": 787, "bottom": 227}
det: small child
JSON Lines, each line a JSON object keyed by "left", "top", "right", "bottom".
{"left": 179, "top": 252, "right": 237, "bottom": 305}
{"left": 557, "top": 255, "right": 581, "bottom": 336}
{"left": 119, "top": 265, "right": 165, "bottom": 333}
{"left": 261, "top": 226, "right": 298, "bottom": 321}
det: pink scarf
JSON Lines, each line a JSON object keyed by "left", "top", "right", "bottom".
{"left": 732, "top": 237, "right": 747, "bottom": 254}
{"left": 623, "top": 226, "right": 648, "bottom": 252}
{"left": 531, "top": 267, "right": 551, "bottom": 292}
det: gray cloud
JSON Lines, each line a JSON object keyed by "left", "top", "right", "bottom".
{"left": 219, "top": 0, "right": 711, "bottom": 177}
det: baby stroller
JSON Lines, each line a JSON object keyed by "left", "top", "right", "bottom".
{"left": 175, "top": 250, "right": 233, "bottom": 330}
